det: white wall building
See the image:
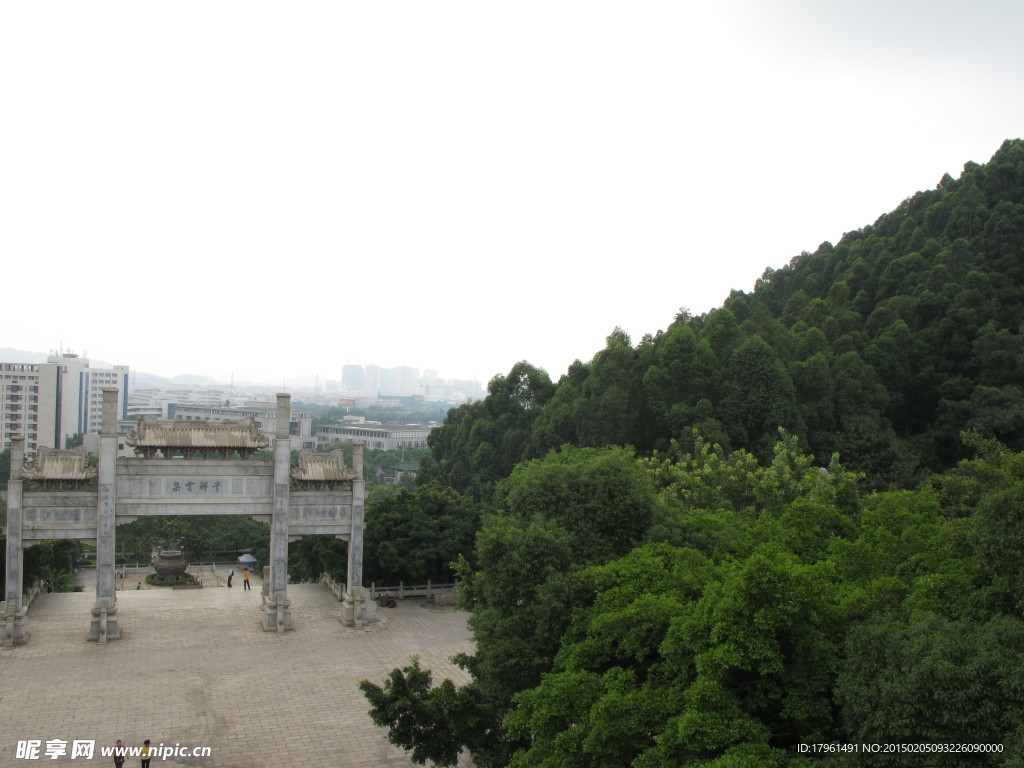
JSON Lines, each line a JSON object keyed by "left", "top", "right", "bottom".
{"left": 315, "top": 422, "right": 434, "bottom": 451}
{"left": 128, "top": 387, "right": 229, "bottom": 419}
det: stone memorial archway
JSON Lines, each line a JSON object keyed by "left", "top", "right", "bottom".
{"left": 2, "top": 391, "right": 369, "bottom": 648}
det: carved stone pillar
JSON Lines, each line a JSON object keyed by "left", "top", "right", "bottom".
{"left": 261, "top": 393, "right": 292, "bottom": 632}
{"left": 89, "top": 389, "right": 121, "bottom": 642}
{"left": 343, "top": 441, "right": 367, "bottom": 626}
{"left": 2, "top": 437, "right": 30, "bottom": 647}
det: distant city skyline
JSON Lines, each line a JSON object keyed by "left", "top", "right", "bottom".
{"left": 0, "top": 347, "right": 485, "bottom": 391}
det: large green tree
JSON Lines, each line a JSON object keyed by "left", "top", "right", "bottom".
{"left": 363, "top": 482, "right": 479, "bottom": 584}
{"left": 366, "top": 140, "right": 1024, "bottom": 765}
{"left": 362, "top": 446, "right": 658, "bottom": 767}
{"left": 419, "top": 361, "right": 555, "bottom": 501}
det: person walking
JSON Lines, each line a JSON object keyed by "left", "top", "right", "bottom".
{"left": 112, "top": 740, "right": 127, "bottom": 767}
{"left": 242, "top": 569, "right": 251, "bottom": 590}
{"left": 140, "top": 739, "right": 152, "bottom": 768}
{"left": 226, "top": 567, "right": 234, "bottom": 588}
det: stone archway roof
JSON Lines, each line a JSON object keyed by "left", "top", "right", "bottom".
{"left": 291, "top": 450, "right": 357, "bottom": 482}
{"left": 23, "top": 446, "right": 97, "bottom": 480}
{"left": 126, "top": 415, "right": 270, "bottom": 450}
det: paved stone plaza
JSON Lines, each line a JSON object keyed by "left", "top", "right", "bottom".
{"left": 0, "top": 576, "right": 475, "bottom": 767}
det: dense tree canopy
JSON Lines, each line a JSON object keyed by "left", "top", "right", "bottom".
{"left": 361, "top": 140, "right": 1024, "bottom": 767}
{"left": 418, "top": 361, "right": 555, "bottom": 501}
{"left": 366, "top": 432, "right": 1024, "bottom": 767}
{"left": 364, "top": 482, "right": 479, "bottom": 585}
{"left": 421, "top": 140, "right": 1024, "bottom": 490}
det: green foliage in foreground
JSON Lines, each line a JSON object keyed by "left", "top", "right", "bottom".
{"left": 362, "top": 433, "right": 1024, "bottom": 767}
{"left": 288, "top": 481, "right": 479, "bottom": 585}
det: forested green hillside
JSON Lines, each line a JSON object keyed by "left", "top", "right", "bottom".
{"left": 359, "top": 141, "right": 1024, "bottom": 767}
{"left": 421, "top": 138, "right": 1024, "bottom": 494}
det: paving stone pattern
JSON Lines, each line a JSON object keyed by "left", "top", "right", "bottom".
{"left": 0, "top": 575, "right": 475, "bottom": 767}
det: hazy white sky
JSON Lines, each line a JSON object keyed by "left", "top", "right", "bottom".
{"left": 2, "top": 1, "right": 1022, "bottom": 386}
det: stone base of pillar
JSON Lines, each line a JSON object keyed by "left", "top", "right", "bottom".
{"left": 1, "top": 606, "right": 31, "bottom": 648}
{"left": 260, "top": 594, "right": 292, "bottom": 633}
{"left": 341, "top": 588, "right": 378, "bottom": 627}
{"left": 87, "top": 600, "right": 122, "bottom": 643}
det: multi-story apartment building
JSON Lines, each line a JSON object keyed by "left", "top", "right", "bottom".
{"left": 396, "top": 366, "right": 420, "bottom": 396}
{"left": 1, "top": 362, "right": 61, "bottom": 456}
{"left": 2, "top": 354, "right": 130, "bottom": 458}
{"left": 341, "top": 364, "right": 365, "bottom": 393}
{"left": 47, "top": 353, "right": 129, "bottom": 445}
{"left": 364, "top": 365, "right": 382, "bottom": 397}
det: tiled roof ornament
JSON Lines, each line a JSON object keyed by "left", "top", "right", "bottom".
{"left": 125, "top": 415, "right": 270, "bottom": 459}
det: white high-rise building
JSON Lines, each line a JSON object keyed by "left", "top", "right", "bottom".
{"left": 397, "top": 366, "right": 420, "bottom": 395}
{"left": 2, "top": 353, "right": 128, "bottom": 458}
{"left": 1, "top": 362, "right": 61, "bottom": 456}
{"left": 364, "top": 365, "right": 382, "bottom": 397}
{"left": 47, "top": 353, "right": 129, "bottom": 446}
